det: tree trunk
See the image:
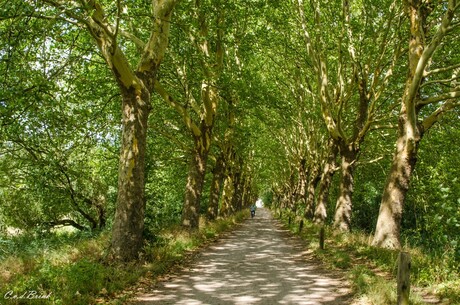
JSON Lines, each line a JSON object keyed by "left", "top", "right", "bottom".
{"left": 305, "top": 167, "right": 320, "bottom": 219}
{"left": 297, "top": 159, "right": 307, "bottom": 207}
{"left": 333, "top": 143, "right": 358, "bottom": 231}
{"left": 182, "top": 144, "right": 209, "bottom": 229}
{"left": 314, "top": 141, "right": 338, "bottom": 224}
{"left": 314, "top": 170, "right": 334, "bottom": 224}
{"left": 241, "top": 176, "right": 253, "bottom": 209}
{"left": 230, "top": 171, "right": 242, "bottom": 213}
{"left": 220, "top": 173, "right": 234, "bottom": 217}
{"left": 372, "top": 123, "right": 420, "bottom": 248}
{"left": 111, "top": 88, "right": 151, "bottom": 261}
{"left": 207, "top": 155, "right": 224, "bottom": 220}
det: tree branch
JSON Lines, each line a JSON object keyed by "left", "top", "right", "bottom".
{"left": 420, "top": 76, "right": 460, "bottom": 88}
{"left": 154, "top": 80, "right": 201, "bottom": 137}
{"left": 424, "top": 63, "right": 460, "bottom": 77}
{"left": 406, "top": 0, "right": 457, "bottom": 105}
{"left": 57, "top": 165, "right": 98, "bottom": 229}
{"left": 422, "top": 99, "right": 460, "bottom": 131}
{"left": 47, "top": 219, "right": 88, "bottom": 231}
{"left": 152, "top": 125, "right": 190, "bottom": 152}
{"left": 417, "top": 90, "right": 460, "bottom": 106}
{"left": 119, "top": 29, "right": 145, "bottom": 49}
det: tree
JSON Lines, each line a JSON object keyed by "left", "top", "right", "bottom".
{"left": 2, "top": 0, "right": 181, "bottom": 261}
{"left": 0, "top": 4, "right": 119, "bottom": 232}
{"left": 294, "top": 0, "right": 405, "bottom": 231}
{"left": 154, "top": 0, "right": 224, "bottom": 229}
{"left": 373, "top": 0, "right": 460, "bottom": 248}
{"left": 154, "top": 0, "right": 268, "bottom": 228}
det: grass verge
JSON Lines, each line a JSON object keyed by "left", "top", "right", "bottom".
{"left": 275, "top": 208, "right": 460, "bottom": 305}
{"left": 0, "top": 211, "right": 247, "bottom": 305}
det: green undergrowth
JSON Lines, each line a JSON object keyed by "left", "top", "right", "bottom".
{"left": 0, "top": 211, "right": 247, "bottom": 305}
{"left": 276, "top": 208, "right": 460, "bottom": 305}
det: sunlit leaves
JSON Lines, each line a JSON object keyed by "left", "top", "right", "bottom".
{"left": 0, "top": 0, "right": 120, "bottom": 231}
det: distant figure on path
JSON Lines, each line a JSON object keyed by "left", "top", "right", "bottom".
{"left": 250, "top": 203, "right": 256, "bottom": 218}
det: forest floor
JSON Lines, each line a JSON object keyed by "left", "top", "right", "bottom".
{"left": 127, "top": 208, "right": 353, "bottom": 305}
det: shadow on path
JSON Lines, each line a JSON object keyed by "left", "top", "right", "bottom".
{"left": 131, "top": 208, "right": 352, "bottom": 305}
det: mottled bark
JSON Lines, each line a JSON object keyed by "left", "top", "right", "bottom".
{"left": 372, "top": 130, "right": 420, "bottom": 248}
{"left": 297, "top": 159, "right": 307, "bottom": 207}
{"left": 179, "top": 0, "right": 223, "bottom": 228}
{"left": 220, "top": 173, "right": 234, "bottom": 218}
{"left": 241, "top": 176, "right": 254, "bottom": 209}
{"left": 305, "top": 167, "right": 321, "bottom": 219}
{"left": 110, "top": 0, "right": 178, "bottom": 261}
{"left": 207, "top": 155, "right": 224, "bottom": 220}
{"left": 333, "top": 144, "right": 359, "bottom": 231}
{"left": 231, "top": 171, "right": 243, "bottom": 213}
{"left": 314, "top": 141, "right": 338, "bottom": 224}
{"left": 182, "top": 142, "right": 209, "bottom": 229}
{"left": 111, "top": 87, "right": 151, "bottom": 260}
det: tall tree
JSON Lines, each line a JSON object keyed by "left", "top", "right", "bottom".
{"left": 153, "top": 0, "right": 225, "bottom": 229}
{"left": 2, "top": 0, "right": 181, "bottom": 261}
{"left": 372, "top": 0, "right": 460, "bottom": 248}
{"left": 0, "top": 2, "right": 119, "bottom": 233}
{"left": 295, "top": 0, "right": 405, "bottom": 231}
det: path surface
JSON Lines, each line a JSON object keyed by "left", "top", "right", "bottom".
{"left": 132, "top": 208, "right": 352, "bottom": 305}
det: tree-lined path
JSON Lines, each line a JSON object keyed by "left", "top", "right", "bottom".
{"left": 131, "top": 208, "right": 351, "bottom": 305}
{"left": 2, "top": 1, "right": 460, "bottom": 303}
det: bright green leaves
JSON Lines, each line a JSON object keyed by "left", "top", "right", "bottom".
{"left": 0, "top": 0, "right": 121, "bottom": 232}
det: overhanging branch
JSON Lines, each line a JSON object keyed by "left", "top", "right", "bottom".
{"left": 418, "top": 90, "right": 460, "bottom": 106}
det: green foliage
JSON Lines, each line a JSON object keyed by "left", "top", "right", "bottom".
{"left": 331, "top": 250, "right": 352, "bottom": 269}
{"left": 0, "top": 1, "right": 120, "bottom": 231}
{"left": 350, "top": 265, "right": 377, "bottom": 295}
{"left": 403, "top": 116, "right": 460, "bottom": 262}
{"left": 143, "top": 154, "right": 187, "bottom": 237}
{"left": 1, "top": 0, "right": 459, "bottom": 301}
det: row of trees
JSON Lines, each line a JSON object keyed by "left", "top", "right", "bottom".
{"left": 1, "top": 0, "right": 267, "bottom": 261}
{"left": 264, "top": 0, "right": 460, "bottom": 252}
{"left": 1, "top": 0, "right": 459, "bottom": 262}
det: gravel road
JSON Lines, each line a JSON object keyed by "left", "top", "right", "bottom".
{"left": 132, "top": 208, "right": 352, "bottom": 305}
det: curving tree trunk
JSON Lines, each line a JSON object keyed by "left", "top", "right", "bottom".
{"left": 372, "top": 0, "right": 458, "bottom": 248}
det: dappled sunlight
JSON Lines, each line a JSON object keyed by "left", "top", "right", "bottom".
{"left": 132, "top": 208, "right": 351, "bottom": 304}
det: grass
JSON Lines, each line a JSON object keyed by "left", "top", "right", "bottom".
{"left": 0, "top": 211, "right": 247, "bottom": 305}
{"left": 276, "top": 208, "right": 460, "bottom": 305}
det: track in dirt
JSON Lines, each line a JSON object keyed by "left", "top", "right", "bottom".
{"left": 131, "top": 208, "right": 352, "bottom": 305}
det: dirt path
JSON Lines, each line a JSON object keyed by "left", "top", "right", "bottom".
{"left": 131, "top": 208, "right": 352, "bottom": 305}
